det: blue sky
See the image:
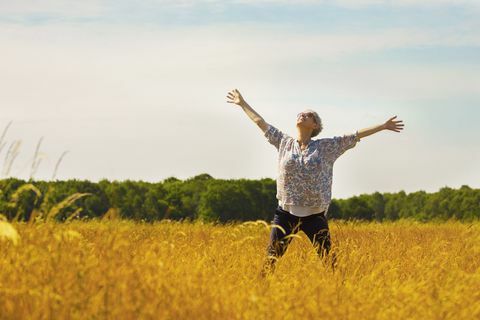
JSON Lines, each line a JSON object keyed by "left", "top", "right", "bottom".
{"left": 0, "top": 0, "right": 479, "bottom": 198}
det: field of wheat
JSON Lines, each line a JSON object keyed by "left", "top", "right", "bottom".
{"left": 1, "top": 218, "right": 479, "bottom": 319}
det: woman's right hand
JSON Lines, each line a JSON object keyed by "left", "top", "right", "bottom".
{"left": 226, "top": 89, "right": 246, "bottom": 106}
{"left": 227, "top": 89, "right": 267, "bottom": 131}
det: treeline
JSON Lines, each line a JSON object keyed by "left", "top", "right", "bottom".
{"left": 0, "top": 175, "right": 478, "bottom": 222}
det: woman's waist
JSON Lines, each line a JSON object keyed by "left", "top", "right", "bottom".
{"left": 276, "top": 205, "right": 326, "bottom": 218}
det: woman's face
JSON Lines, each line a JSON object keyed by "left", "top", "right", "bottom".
{"left": 296, "top": 111, "right": 317, "bottom": 130}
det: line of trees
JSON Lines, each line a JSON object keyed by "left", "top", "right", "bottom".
{"left": 0, "top": 175, "right": 478, "bottom": 222}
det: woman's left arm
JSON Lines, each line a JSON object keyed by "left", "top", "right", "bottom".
{"left": 357, "top": 115, "right": 404, "bottom": 140}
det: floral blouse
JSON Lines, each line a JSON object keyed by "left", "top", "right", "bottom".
{"left": 264, "top": 123, "right": 360, "bottom": 216}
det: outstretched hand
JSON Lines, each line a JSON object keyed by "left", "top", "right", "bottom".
{"left": 384, "top": 116, "right": 404, "bottom": 132}
{"left": 226, "top": 89, "right": 246, "bottom": 106}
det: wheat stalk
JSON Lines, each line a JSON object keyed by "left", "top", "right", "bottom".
{"left": 65, "top": 207, "right": 84, "bottom": 222}
{"left": 46, "top": 193, "right": 92, "bottom": 222}
{"left": 2, "top": 140, "right": 22, "bottom": 177}
{"left": 0, "top": 121, "right": 12, "bottom": 156}
{"left": 30, "top": 137, "right": 44, "bottom": 180}
{"left": 8, "top": 184, "right": 42, "bottom": 222}
{"left": 52, "top": 150, "right": 69, "bottom": 180}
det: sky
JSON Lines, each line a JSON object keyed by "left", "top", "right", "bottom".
{"left": 0, "top": 0, "right": 479, "bottom": 198}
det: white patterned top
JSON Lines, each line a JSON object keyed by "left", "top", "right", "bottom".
{"left": 264, "top": 123, "right": 360, "bottom": 217}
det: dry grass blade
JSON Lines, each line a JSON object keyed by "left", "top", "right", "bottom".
{"left": 52, "top": 150, "right": 69, "bottom": 180}
{"left": 9, "top": 184, "right": 42, "bottom": 205}
{"left": 0, "top": 220, "right": 20, "bottom": 245}
{"left": 255, "top": 220, "right": 269, "bottom": 228}
{"left": 65, "top": 208, "right": 84, "bottom": 222}
{"left": 102, "top": 208, "right": 121, "bottom": 221}
{"left": 0, "top": 121, "right": 12, "bottom": 156}
{"left": 283, "top": 234, "right": 302, "bottom": 240}
{"left": 9, "top": 184, "right": 42, "bottom": 222}
{"left": 269, "top": 223, "right": 286, "bottom": 235}
{"left": 3, "top": 140, "right": 22, "bottom": 177}
{"left": 241, "top": 221, "right": 257, "bottom": 226}
{"left": 39, "top": 185, "right": 55, "bottom": 217}
{"left": 46, "top": 193, "right": 92, "bottom": 222}
{"left": 30, "top": 137, "right": 44, "bottom": 179}
{"left": 28, "top": 209, "right": 42, "bottom": 224}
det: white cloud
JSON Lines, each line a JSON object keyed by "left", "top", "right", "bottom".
{"left": 1, "top": 22, "right": 478, "bottom": 64}
{"left": 1, "top": 23, "right": 478, "bottom": 123}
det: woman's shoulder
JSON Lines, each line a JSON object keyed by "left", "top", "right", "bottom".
{"left": 314, "top": 137, "right": 334, "bottom": 146}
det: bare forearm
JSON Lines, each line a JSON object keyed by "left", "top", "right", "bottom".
{"left": 357, "top": 115, "right": 405, "bottom": 139}
{"left": 357, "top": 123, "right": 386, "bottom": 139}
{"left": 226, "top": 89, "right": 268, "bottom": 132}
{"left": 240, "top": 101, "right": 266, "bottom": 126}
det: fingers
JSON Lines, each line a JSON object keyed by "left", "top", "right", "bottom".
{"left": 386, "top": 124, "right": 404, "bottom": 132}
{"left": 226, "top": 91, "right": 236, "bottom": 103}
{"left": 226, "top": 89, "right": 240, "bottom": 104}
{"left": 388, "top": 116, "right": 405, "bottom": 129}
{"left": 227, "top": 90, "right": 239, "bottom": 98}
{"left": 393, "top": 126, "right": 404, "bottom": 132}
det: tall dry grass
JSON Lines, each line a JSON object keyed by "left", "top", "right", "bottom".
{"left": 0, "top": 120, "right": 69, "bottom": 179}
{"left": 0, "top": 219, "right": 479, "bottom": 319}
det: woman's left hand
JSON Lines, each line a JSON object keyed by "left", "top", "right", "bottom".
{"left": 383, "top": 116, "right": 404, "bottom": 132}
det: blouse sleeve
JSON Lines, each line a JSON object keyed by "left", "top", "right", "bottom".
{"left": 330, "top": 131, "right": 360, "bottom": 160}
{"left": 264, "top": 123, "right": 288, "bottom": 151}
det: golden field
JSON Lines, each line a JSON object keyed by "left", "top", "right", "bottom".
{"left": 1, "top": 219, "right": 479, "bottom": 320}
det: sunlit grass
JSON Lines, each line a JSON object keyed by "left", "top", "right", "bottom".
{"left": 1, "top": 219, "right": 479, "bottom": 319}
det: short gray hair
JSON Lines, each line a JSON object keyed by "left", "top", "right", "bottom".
{"left": 304, "top": 109, "right": 323, "bottom": 138}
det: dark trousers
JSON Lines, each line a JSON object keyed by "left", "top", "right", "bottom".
{"left": 262, "top": 205, "right": 336, "bottom": 275}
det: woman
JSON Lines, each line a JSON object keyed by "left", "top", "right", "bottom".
{"left": 226, "top": 88, "right": 404, "bottom": 277}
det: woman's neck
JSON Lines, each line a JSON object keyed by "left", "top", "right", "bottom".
{"left": 296, "top": 128, "right": 312, "bottom": 146}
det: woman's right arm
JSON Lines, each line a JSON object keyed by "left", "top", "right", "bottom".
{"left": 226, "top": 89, "right": 268, "bottom": 133}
